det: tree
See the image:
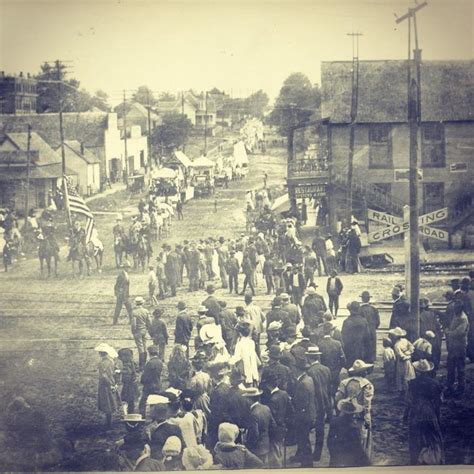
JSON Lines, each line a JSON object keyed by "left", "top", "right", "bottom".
{"left": 90, "top": 90, "right": 110, "bottom": 111}
{"left": 113, "top": 102, "right": 133, "bottom": 118}
{"left": 150, "top": 112, "right": 192, "bottom": 153}
{"left": 159, "top": 92, "right": 176, "bottom": 101}
{"left": 35, "top": 62, "right": 82, "bottom": 113}
{"left": 244, "top": 90, "right": 269, "bottom": 118}
{"left": 132, "top": 86, "right": 156, "bottom": 106}
{"left": 269, "top": 73, "right": 321, "bottom": 136}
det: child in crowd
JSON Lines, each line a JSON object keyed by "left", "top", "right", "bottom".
{"left": 117, "top": 348, "right": 139, "bottom": 414}
{"left": 382, "top": 337, "right": 396, "bottom": 392}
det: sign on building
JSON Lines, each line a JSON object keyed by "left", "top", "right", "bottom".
{"left": 450, "top": 163, "right": 468, "bottom": 173}
{"left": 294, "top": 183, "right": 327, "bottom": 198}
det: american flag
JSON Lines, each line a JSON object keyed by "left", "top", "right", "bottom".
{"left": 63, "top": 176, "right": 95, "bottom": 243}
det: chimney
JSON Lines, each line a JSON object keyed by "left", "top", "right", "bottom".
{"left": 80, "top": 142, "right": 85, "bottom": 155}
{"left": 19, "top": 72, "right": 23, "bottom": 77}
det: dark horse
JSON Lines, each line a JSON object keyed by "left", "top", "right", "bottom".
{"left": 68, "top": 236, "right": 89, "bottom": 278}
{"left": 114, "top": 233, "right": 129, "bottom": 268}
{"left": 38, "top": 236, "right": 58, "bottom": 278}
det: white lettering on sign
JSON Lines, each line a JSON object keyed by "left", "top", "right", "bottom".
{"left": 418, "top": 208, "right": 448, "bottom": 226}
{"left": 367, "top": 209, "right": 403, "bottom": 225}
{"left": 368, "top": 221, "right": 410, "bottom": 242}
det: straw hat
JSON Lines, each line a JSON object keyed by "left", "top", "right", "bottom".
{"left": 337, "top": 398, "right": 364, "bottom": 414}
{"left": 122, "top": 413, "right": 146, "bottom": 423}
{"left": 199, "top": 324, "right": 222, "bottom": 344}
{"left": 305, "top": 287, "right": 317, "bottom": 296}
{"left": 241, "top": 387, "right": 263, "bottom": 397}
{"left": 134, "top": 296, "right": 145, "bottom": 305}
{"left": 267, "top": 321, "right": 283, "bottom": 332}
{"left": 388, "top": 327, "right": 407, "bottom": 338}
{"left": 413, "top": 359, "right": 434, "bottom": 372}
{"left": 305, "top": 346, "right": 322, "bottom": 356}
{"left": 94, "top": 343, "right": 118, "bottom": 359}
{"left": 348, "top": 359, "right": 374, "bottom": 375}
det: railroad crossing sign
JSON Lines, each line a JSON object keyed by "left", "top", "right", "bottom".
{"left": 368, "top": 208, "right": 449, "bottom": 242}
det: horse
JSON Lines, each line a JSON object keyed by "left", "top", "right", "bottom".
{"left": 38, "top": 236, "right": 55, "bottom": 278}
{"left": 133, "top": 233, "right": 151, "bottom": 272}
{"left": 86, "top": 239, "right": 104, "bottom": 273}
{"left": 68, "top": 237, "right": 89, "bottom": 278}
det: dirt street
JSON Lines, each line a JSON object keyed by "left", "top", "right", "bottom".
{"left": 0, "top": 147, "right": 472, "bottom": 469}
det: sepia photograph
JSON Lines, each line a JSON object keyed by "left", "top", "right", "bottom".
{"left": 0, "top": 0, "right": 473, "bottom": 470}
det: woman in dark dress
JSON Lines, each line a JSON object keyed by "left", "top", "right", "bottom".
{"left": 405, "top": 359, "right": 444, "bottom": 465}
{"left": 327, "top": 398, "right": 371, "bottom": 467}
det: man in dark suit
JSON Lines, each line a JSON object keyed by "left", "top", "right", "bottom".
{"left": 326, "top": 269, "right": 344, "bottom": 316}
{"left": 359, "top": 290, "right": 380, "bottom": 363}
{"left": 164, "top": 244, "right": 180, "bottom": 296}
{"left": 291, "top": 346, "right": 316, "bottom": 467}
{"left": 266, "top": 297, "right": 291, "bottom": 330}
{"left": 311, "top": 231, "right": 328, "bottom": 277}
{"left": 265, "top": 372, "right": 293, "bottom": 468}
{"left": 318, "top": 322, "right": 346, "bottom": 396}
{"left": 280, "top": 293, "right": 300, "bottom": 326}
{"left": 288, "top": 265, "right": 306, "bottom": 306}
{"left": 148, "top": 399, "right": 183, "bottom": 459}
{"left": 305, "top": 346, "right": 332, "bottom": 463}
{"left": 243, "top": 387, "right": 276, "bottom": 465}
{"left": 341, "top": 301, "right": 372, "bottom": 367}
{"left": 302, "top": 286, "right": 327, "bottom": 329}
{"left": 113, "top": 261, "right": 132, "bottom": 325}
{"left": 261, "top": 345, "right": 293, "bottom": 397}
{"left": 139, "top": 346, "right": 164, "bottom": 414}
{"left": 202, "top": 284, "right": 222, "bottom": 324}
{"left": 207, "top": 364, "right": 233, "bottom": 450}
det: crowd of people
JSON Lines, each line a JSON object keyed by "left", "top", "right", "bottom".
{"left": 104, "top": 193, "right": 474, "bottom": 469}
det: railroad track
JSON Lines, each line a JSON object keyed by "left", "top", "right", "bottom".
{"left": 365, "top": 260, "right": 474, "bottom": 274}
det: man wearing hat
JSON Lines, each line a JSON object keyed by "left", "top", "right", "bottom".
{"left": 139, "top": 345, "right": 164, "bottom": 415}
{"left": 174, "top": 301, "right": 193, "bottom": 358}
{"left": 318, "top": 322, "right": 346, "bottom": 396}
{"left": 187, "top": 243, "right": 201, "bottom": 292}
{"left": 244, "top": 294, "right": 265, "bottom": 357}
{"left": 359, "top": 290, "right": 380, "bottom": 363}
{"left": 291, "top": 345, "right": 316, "bottom": 467}
{"left": 305, "top": 346, "right": 332, "bottom": 462}
{"left": 280, "top": 292, "right": 300, "bottom": 327}
{"left": 311, "top": 230, "right": 328, "bottom": 277}
{"left": 130, "top": 296, "right": 153, "bottom": 371}
{"left": 327, "top": 398, "right": 370, "bottom": 467}
{"left": 266, "top": 297, "right": 290, "bottom": 331}
{"left": 288, "top": 264, "right": 306, "bottom": 306}
{"left": 302, "top": 286, "right": 326, "bottom": 329}
{"left": 118, "top": 430, "right": 165, "bottom": 471}
{"left": 207, "top": 363, "right": 233, "bottom": 450}
{"left": 261, "top": 344, "right": 292, "bottom": 395}
{"left": 218, "top": 300, "right": 237, "bottom": 353}
{"left": 164, "top": 245, "right": 179, "bottom": 297}
{"left": 202, "top": 284, "right": 221, "bottom": 324}
{"left": 216, "top": 238, "right": 229, "bottom": 290}
{"left": 242, "top": 387, "right": 276, "bottom": 464}
{"left": 225, "top": 249, "right": 240, "bottom": 294}
{"left": 266, "top": 321, "right": 283, "bottom": 349}
{"left": 113, "top": 261, "right": 132, "bottom": 326}
{"left": 341, "top": 301, "right": 372, "bottom": 368}
{"left": 149, "top": 308, "right": 168, "bottom": 361}
{"left": 279, "top": 324, "right": 298, "bottom": 372}
{"left": 389, "top": 285, "right": 407, "bottom": 330}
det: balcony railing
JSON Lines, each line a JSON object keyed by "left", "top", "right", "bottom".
{"left": 288, "top": 159, "right": 329, "bottom": 179}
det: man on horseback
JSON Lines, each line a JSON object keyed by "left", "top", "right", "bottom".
{"left": 42, "top": 219, "right": 60, "bottom": 276}
{"left": 68, "top": 220, "right": 88, "bottom": 278}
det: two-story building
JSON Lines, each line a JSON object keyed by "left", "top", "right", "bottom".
{"left": 0, "top": 72, "right": 38, "bottom": 114}
{"left": 288, "top": 59, "right": 474, "bottom": 246}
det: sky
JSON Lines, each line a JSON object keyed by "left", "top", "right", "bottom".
{"left": 0, "top": 0, "right": 472, "bottom": 104}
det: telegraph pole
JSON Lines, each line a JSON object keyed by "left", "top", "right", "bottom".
{"left": 56, "top": 60, "right": 72, "bottom": 228}
{"left": 24, "top": 124, "right": 32, "bottom": 230}
{"left": 181, "top": 92, "right": 186, "bottom": 153}
{"left": 346, "top": 31, "right": 362, "bottom": 225}
{"left": 396, "top": 1, "right": 428, "bottom": 340}
{"left": 146, "top": 89, "right": 152, "bottom": 186}
{"left": 123, "top": 90, "right": 129, "bottom": 187}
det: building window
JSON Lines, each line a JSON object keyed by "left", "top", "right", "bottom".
{"left": 374, "top": 183, "right": 391, "bottom": 197}
{"left": 423, "top": 182, "right": 444, "bottom": 214}
{"left": 140, "top": 150, "right": 145, "bottom": 168}
{"left": 369, "top": 124, "right": 392, "bottom": 169}
{"left": 421, "top": 123, "right": 445, "bottom": 168}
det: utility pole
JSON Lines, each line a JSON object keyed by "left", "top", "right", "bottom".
{"left": 396, "top": 1, "right": 428, "bottom": 340}
{"left": 24, "top": 124, "right": 32, "bottom": 230}
{"left": 346, "top": 31, "right": 363, "bottom": 225}
{"left": 181, "top": 91, "right": 186, "bottom": 153}
{"left": 204, "top": 91, "right": 208, "bottom": 156}
{"left": 56, "top": 60, "right": 72, "bottom": 228}
{"left": 146, "top": 89, "right": 152, "bottom": 187}
{"left": 123, "top": 90, "right": 129, "bottom": 187}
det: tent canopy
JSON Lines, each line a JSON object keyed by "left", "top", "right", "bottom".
{"left": 191, "top": 156, "right": 215, "bottom": 168}
{"left": 233, "top": 141, "right": 249, "bottom": 166}
{"left": 174, "top": 150, "right": 192, "bottom": 168}
{"left": 152, "top": 167, "right": 176, "bottom": 179}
